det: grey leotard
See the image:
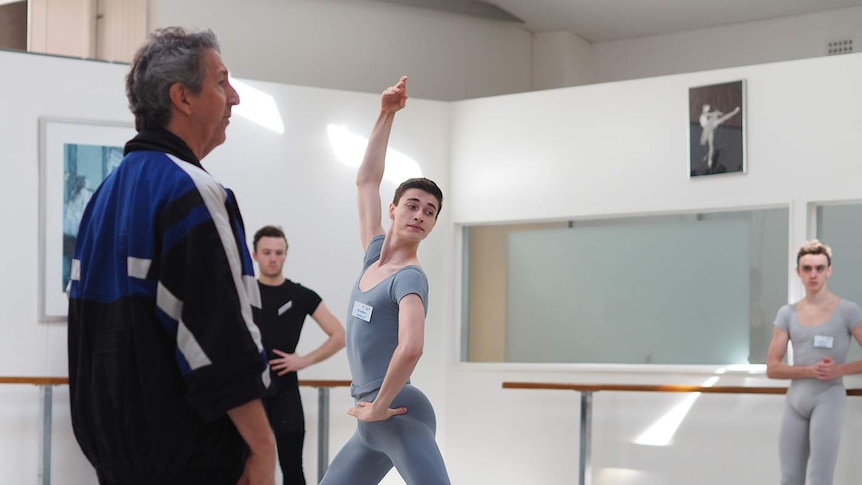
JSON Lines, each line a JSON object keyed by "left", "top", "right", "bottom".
{"left": 320, "top": 235, "right": 450, "bottom": 485}
{"left": 774, "top": 299, "right": 862, "bottom": 485}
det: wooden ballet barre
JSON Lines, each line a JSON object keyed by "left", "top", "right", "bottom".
{"left": 502, "top": 381, "right": 862, "bottom": 395}
{"left": 0, "top": 376, "right": 69, "bottom": 385}
{"left": 503, "top": 381, "right": 862, "bottom": 485}
{"left": 0, "top": 376, "right": 352, "bottom": 485}
{"left": 0, "top": 376, "right": 352, "bottom": 388}
{"left": 300, "top": 379, "right": 352, "bottom": 388}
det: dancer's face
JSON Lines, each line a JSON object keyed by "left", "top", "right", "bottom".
{"left": 797, "top": 254, "right": 831, "bottom": 293}
{"left": 254, "top": 236, "right": 287, "bottom": 278}
{"left": 389, "top": 188, "right": 438, "bottom": 241}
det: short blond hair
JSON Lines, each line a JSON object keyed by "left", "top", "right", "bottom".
{"left": 797, "top": 239, "right": 832, "bottom": 267}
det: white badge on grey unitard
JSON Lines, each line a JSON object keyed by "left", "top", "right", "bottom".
{"left": 813, "top": 335, "right": 834, "bottom": 349}
{"left": 353, "top": 301, "right": 373, "bottom": 322}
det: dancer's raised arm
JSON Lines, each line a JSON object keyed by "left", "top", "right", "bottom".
{"left": 356, "top": 76, "right": 408, "bottom": 251}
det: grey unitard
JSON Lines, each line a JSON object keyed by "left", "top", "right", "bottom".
{"left": 774, "top": 300, "right": 862, "bottom": 485}
{"left": 320, "top": 235, "right": 450, "bottom": 485}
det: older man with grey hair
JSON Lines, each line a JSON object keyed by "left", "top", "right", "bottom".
{"left": 68, "top": 27, "right": 275, "bottom": 485}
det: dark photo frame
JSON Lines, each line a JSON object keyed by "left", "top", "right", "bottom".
{"left": 689, "top": 80, "right": 745, "bottom": 177}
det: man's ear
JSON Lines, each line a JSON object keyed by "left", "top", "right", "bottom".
{"left": 169, "top": 82, "right": 193, "bottom": 116}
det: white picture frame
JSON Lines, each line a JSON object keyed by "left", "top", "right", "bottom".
{"left": 38, "top": 117, "right": 136, "bottom": 322}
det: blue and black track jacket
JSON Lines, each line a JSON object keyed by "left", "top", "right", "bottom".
{"left": 68, "top": 129, "right": 270, "bottom": 485}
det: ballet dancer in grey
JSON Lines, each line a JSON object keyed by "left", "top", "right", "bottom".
{"left": 319, "top": 76, "right": 450, "bottom": 485}
{"left": 766, "top": 240, "right": 862, "bottom": 485}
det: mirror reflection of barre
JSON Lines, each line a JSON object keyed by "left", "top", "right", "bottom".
{"left": 502, "top": 381, "right": 862, "bottom": 485}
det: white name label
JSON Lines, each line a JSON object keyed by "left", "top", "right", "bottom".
{"left": 813, "top": 335, "right": 834, "bottom": 349}
{"left": 352, "top": 301, "right": 373, "bottom": 322}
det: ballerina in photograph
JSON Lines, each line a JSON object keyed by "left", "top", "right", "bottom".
{"left": 699, "top": 104, "right": 740, "bottom": 169}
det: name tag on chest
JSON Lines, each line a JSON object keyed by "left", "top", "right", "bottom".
{"left": 813, "top": 335, "right": 834, "bottom": 349}
{"left": 278, "top": 301, "right": 293, "bottom": 316}
{"left": 352, "top": 301, "right": 373, "bottom": 322}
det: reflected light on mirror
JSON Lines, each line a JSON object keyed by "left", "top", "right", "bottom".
{"left": 594, "top": 468, "right": 652, "bottom": 485}
{"left": 719, "top": 364, "right": 766, "bottom": 374}
{"left": 230, "top": 78, "right": 285, "bottom": 134}
{"left": 633, "top": 376, "right": 720, "bottom": 447}
{"left": 327, "top": 124, "right": 423, "bottom": 183}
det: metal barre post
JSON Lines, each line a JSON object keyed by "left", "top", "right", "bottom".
{"left": 40, "top": 385, "right": 53, "bottom": 485}
{"left": 579, "top": 391, "right": 592, "bottom": 485}
{"left": 317, "top": 387, "right": 330, "bottom": 483}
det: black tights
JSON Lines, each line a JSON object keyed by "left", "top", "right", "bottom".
{"left": 263, "top": 389, "right": 306, "bottom": 485}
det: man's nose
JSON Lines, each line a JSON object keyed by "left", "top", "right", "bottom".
{"left": 226, "top": 81, "right": 240, "bottom": 106}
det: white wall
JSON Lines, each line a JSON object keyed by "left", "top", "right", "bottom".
{"left": 0, "top": 49, "right": 450, "bottom": 484}
{"left": 591, "top": 5, "right": 862, "bottom": 85}
{"left": 155, "top": 0, "right": 533, "bottom": 102}
{"left": 450, "top": 54, "right": 862, "bottom": 223}
{"left": 446, "top": 51, "right": 862, "bottom": 484}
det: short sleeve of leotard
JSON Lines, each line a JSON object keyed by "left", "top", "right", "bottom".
{"left": 390, "top": 267, "right": 429, "bottom": 315}
{"left": 840, "top": 300, "right": 862, "bottom": 332}
{"left": 773, "top": 304, "right": 793, "bottom": 332}
{"left": 363, "top": 234, "right": 386, "bottom": 269}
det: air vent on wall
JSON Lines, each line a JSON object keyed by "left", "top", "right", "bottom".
{"left": 827, "top": 39, "right": 853, "bottom": 56}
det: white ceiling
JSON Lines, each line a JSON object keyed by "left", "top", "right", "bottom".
{"left": 433, "top": 0, "right": 862, "bottom": 42}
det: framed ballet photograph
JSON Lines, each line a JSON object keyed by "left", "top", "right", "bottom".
{"left": 38, "top": 117, "right": 135, "bottom": 322}
{"left": 689, "top": 80, "right": 746, "bottom": 177}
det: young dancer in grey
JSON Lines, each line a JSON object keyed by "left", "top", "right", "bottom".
{"left": 319, "top": 76, "right": 450, "bottom": 485}
{"left": 767, "top": 240, "right": 862, "bottom": 485}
